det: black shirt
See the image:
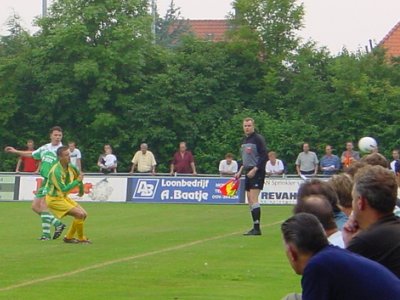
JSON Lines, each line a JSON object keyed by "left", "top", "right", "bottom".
{"left": 347, "top": 214, "right": 400, "bottom": 278}
{"left": 241, "top": 132, "right": 267, "bottom": 172}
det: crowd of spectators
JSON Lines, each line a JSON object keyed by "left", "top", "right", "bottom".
{"left": 281, "top": 151, "right": 400, "bottom": 299}
{"left": 10, "top": 139, "right": 400, "bottom": 178}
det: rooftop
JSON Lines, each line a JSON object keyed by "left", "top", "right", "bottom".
{"left": 187, "top": 19, "right": 231, "bottom": 42}
{"left": 379, "top": 21, "right": 400, "bottom": 57}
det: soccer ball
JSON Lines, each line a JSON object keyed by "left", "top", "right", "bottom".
{"left": 358, "top": 137, "right": 377, "bottom": 153}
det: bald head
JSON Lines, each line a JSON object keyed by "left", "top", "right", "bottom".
{"left": 294, "top": 195, "right": 337, "bottom": 231}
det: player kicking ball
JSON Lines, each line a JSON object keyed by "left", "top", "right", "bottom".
{"left": 46, "top": 146, "right": 91, "bottom": 244}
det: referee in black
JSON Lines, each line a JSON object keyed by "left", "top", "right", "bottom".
{"left": 235, "top": 117, "right": 267, "bottom": 235}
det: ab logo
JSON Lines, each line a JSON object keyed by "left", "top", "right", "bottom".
{"left": 133, "top": 179, "right": 159, "bottom": 199}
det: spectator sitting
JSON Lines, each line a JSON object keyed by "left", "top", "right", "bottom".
{"left": 294, "top": 194, "right": 344, "bottom": 248}
{"left": 15, "top": 139, "right": 40, "bottom": 173}
{"left": 329, "top": 174, "right": 353, "bottom": 217}
{"left": 219, "top": 153, "right": 238, "bottom": 176}
{"left": 265, "top": 151, "right": 284, "bottom": 176}
{"left": 97, "top": 144, "right": 117, "bottom": 173}
{"left": 346, "top": 153, "right": 400, "bottom": 217}
{"left": 297, "top": 179, "right": 348, "bottom": 230}
{"left": 360, "top": 152, "right": 389, "bottom": 168}
{"left": 343, "top": 165, "right": 400, "bottom": 278}
{"left": 281, "top": 213, "right": 400, "bottom": 300}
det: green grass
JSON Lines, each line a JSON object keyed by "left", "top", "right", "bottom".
{"left": 0, "top": 202, "right": 301, "bottom": 300}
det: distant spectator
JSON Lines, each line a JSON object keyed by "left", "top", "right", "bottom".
{"left": 130, "top": 143, "right": 156, "bottom": 175}
{"left": 219, "top": 153, "right": 238, "bottom": 176}
{"left": 97, "top": 144, "right": 117, "bottom": 173}
{"left": 68, "top": 141, "right": 82, "bottom": 172}
{"left": 341, "top": 141, "right": 360, "bottom": 170}
{"left": 15, "top": 139, "right": 40, "bottom": 173}
{"left": 329, "top": 174, "right": 353, "bottom": 217}
{"left": 281, "top": 213, "right": 400, "bottom": 300}
{"left": 343, "top": 165, "right": 400, "bottom": 278}
{"left": 319, "top": 145, "right": 340, "bottom": 175}
{"left": 295, "top": 143, "right": 318, "bottom": 176}
{"left": 390, "top": 149, "right": 400, "bottom": 174}
{"left": 297, "top": 179, "right": 348, "bottom": 230}
{"left": 265, "top": 151, "right": 284, "bottom": 176}
{"left": 170, "top": 142, "right": 197, "bottom": 175}
{"left": 294, "top": 195, "right": 344, "bottom": 248}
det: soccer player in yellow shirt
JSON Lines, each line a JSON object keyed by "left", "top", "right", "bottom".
{"left": 46, "top": 146, "right": 91, "bottom": 244}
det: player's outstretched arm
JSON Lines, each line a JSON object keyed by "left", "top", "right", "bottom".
{"left": 4, "top": 146, "right": 33, "bottom": 157}
{"left": 4, "top": 146, "right": 16, "bottom": 153}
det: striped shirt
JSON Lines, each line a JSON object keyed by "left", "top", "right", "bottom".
{"left": 46, "top": 162, "right": 83, "bottom": 197}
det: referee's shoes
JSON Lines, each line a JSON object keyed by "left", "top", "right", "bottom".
{"left": 243, "top": 229, "right": 262, "bottom": 236}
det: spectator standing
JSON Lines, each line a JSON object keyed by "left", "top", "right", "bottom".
{"left": 15, "top": 139, "right": 40, "bottom": 173}
{"left": 130, "top": 143, "right": 157, "bottom": 175}
{"left": 265, "top": 151, "right": 284, "bottom": 176}
{"left": 219, "top": 153, "right": 238, "bottom": 176}
{"left": 343, "top": 165, "right": 400, "bottom": 278}
{"left": 319, "top": 145, "right": 340, "bottom": 175}
{"left": 281, "top": 213, "right": 400, "bottom": 300}
{"left": 97, "top": 144, "right": 117, "bottom": 173}
{"left": 68, "top": 141, "right": 82, "bottom": 172}
{"left": 390, "top": 149, "right": 399, "bottom": 173}
{"left": 341, "top": 141, "right": 360, "bottom": 170}
{"left": 295, "top": 143, "right": 318, "bottom": 176}
{"left": 170, "top": 142, "right": 197, "bottom": 175}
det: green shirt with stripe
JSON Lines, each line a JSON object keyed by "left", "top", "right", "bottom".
{"left": 46, "top": 162, "right": 83, "bottom": 198}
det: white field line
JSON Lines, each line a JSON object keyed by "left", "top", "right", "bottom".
{"left": 0, "top": 220, "right": 283, "bottom": 292}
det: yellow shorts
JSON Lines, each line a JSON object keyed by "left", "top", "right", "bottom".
{"left": 45, "top": 195, "right": 78, "bottom": 219}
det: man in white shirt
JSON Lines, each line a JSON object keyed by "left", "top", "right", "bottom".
{"left": 68, "top": 141, "right": 82, "bottom": 171}
{"left": 390, "top": 149, "right": 399, "bottom": 174}
{"left": 265, "top": 151, "right": 284, "bottom": 176}
{"left": 219, "top": 153, "right": 238, "bottom": 176}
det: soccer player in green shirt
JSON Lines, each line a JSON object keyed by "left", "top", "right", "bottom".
{"left": 5, "top": 126, "right": 66, "bottom": 240}
{"left": 46, "top": 146, "right": 90, "bottom": 244}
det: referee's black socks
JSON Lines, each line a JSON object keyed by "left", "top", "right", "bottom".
{"left": 250, "top": 203, "right": 261, "bottom": 231}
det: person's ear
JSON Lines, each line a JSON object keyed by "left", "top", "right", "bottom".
{"left": 287, "top": 244, "right": 298, "bottom": 263}
{"left": 357, "top": 197, "right": 367, "bottom": 211}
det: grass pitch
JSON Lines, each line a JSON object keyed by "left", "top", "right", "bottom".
{"left": 0, "top": 202, "right": 300, "bottom": 299}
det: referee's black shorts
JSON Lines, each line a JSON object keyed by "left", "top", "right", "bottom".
{"left": 245, "top": 169, "right": 265, "bottom": 191}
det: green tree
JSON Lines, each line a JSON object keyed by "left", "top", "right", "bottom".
{"left": 231, "top": 0, "right": 304, "bottom": 58}
{"left": 155, "top": 0, "right": 189, "bottom": 48}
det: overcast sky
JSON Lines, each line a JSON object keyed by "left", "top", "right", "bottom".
{"left": 1, "top": 0, "right": 400, "bottom": 54}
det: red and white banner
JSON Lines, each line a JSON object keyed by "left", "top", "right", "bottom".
{"left": 18, "top": 176, "right": 127, "bottom": 202}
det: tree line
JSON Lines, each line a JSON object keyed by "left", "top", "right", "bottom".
{"left": 1, "top": 0, "right": 399, "bottom": 173}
